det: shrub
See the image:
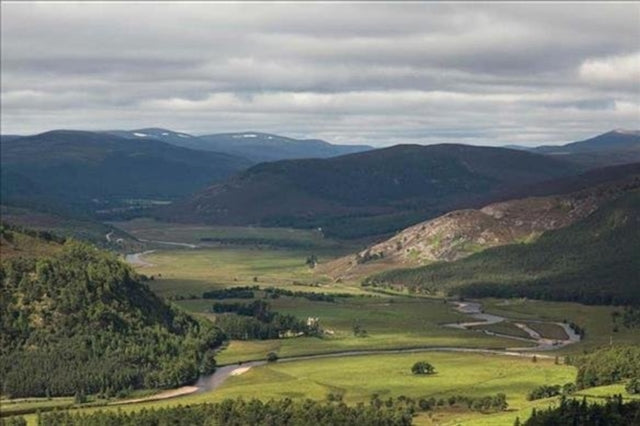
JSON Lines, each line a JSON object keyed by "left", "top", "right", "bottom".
{"left": 411, "top": 361, "right": 435, "bottom": 375}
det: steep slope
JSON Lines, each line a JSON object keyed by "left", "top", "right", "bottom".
{"left": 161, "top": 144, "right": 579, "bottom": 238}
{"left": 166, "top": 131, "right": 372, "bottom": 162}
{"left": 0, "top": 130, "right": 251, "bottom": 215}
{"left": 0, "top": 230, "right": 224, "bottom": 398}
{"left": 323, "top": 168, "right": 640, "bottom": 279}
{"left": 365, "top": 189, "right": 640, "bottom": 305}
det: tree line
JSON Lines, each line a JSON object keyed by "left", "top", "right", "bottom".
{"left": 201, "top": 285, "right": 356, "bottom": 303}
{"left": 12, "top": 397, "right": 415, "bottom": 426}
{"left": 520, "top": 395, "right": 640, "bottom": 426}
{"left": 212, "top": 300, "right": 320, "bottom": 340}
{"left": 568, "top": 345, "right": 640, "bottom": 389}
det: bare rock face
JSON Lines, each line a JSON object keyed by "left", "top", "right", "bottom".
{"left": 321, "top": 176, "right": 640, "bottom": 280}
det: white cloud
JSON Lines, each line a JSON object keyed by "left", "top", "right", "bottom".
{"left": 579, "top": 52, "right": 640, "bottom": 88}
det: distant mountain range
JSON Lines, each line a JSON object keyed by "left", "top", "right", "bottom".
{"left": 160, "top": 143, "right": 579, "bottom": 238}
{"left": 0, "top": 130, "right": 251, "bottom": 215}
{"left": 2, "top": 128, "right": 638, "bottom": 234}
{"left": 105, "top": 128, "right": 373, "bottom": 162}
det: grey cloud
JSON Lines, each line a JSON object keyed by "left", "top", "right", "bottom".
{"left": 1, "top": 2, "right": 639, "bottom": 145}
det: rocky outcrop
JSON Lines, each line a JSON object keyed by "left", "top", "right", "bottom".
{"left": 321, "top": 176, "right": 640, "bottom": 280}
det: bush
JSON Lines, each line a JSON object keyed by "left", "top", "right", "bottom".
{"left": 411, "top": 361, "right": 435, "bottom": 375}
{"left": 266, "top": 352, "right": 279, "bottom": 362}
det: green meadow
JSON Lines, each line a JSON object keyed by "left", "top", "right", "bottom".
{"left": 207, "top": 296, "right": 529, "bottom": 364}
{"left": 134, "top": 247, "right": 363, "bottom": 298}
{"left": 16, "top": 352, "right": 580, "bottom": 426}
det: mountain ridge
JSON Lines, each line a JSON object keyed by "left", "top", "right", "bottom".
{"left": 160, "top": 143, "right": 580, "bottom": 238}
{"left": 103, "top": 128, "right": 373, "bottom": 162}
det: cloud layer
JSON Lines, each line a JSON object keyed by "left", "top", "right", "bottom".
{"left": 1, "top": 3, "right": 639, "bottom": 146}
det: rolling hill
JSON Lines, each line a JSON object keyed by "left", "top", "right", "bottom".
{"left": 0, "top": 228, "right": 224, "bottom": 398}
{"left": 109, "top": 129, "right": 372, "bottom": 162}
{"left": 161, "top": 144, "right": 580, "bottom": 238}
{"left": 0, "top": 130, "right": 251, "bottom": 216}
{"left": 364, "top": 188, "right": 640, "bottom": 305}
{"left": 323, "top": 166, "right": 640, "bottom": 280}
{"left": 535, "top": 130, "right": 640, "bottom": 154}
{"left": 524, "top": 130, "right": 640, "bottom": 169}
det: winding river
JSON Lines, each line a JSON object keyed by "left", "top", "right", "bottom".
{"left": 111, "top": 280, "right": 581, "bottom": 406}
{"left": 444, "top": 301, "right": 581, "bottom": 351}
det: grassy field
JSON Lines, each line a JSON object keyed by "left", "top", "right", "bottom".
{"left": 137, "top": 247, "right": 366, "bottom": 298}
{"left": 133, "top": 245, "right": 638, "bottom": 360}
{"left": 111, "top": 218, "right": 349, "bottom": 249}
{"left": 211, "top": 352, "right": 578, "bottom": 425}
{"left": 179, "top": 294, "right": 530, "bottom": 364}
{"left": 13, "top": 352, "right": 578, "bottom": 426}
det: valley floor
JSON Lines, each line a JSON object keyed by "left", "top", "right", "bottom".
{"left": 5, "top": 221, "right": 639, "bottom": 425}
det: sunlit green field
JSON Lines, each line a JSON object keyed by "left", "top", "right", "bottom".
{"left": 211, "top": 352, "right": 576, "bottom": 425}
{"left": 138, "top": 248, "right": 364, "bottom": 297}
{"left": 16, "top": 352, "right": 578, "bottom": 426}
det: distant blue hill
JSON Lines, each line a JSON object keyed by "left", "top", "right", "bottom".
{"left": 106, "top": 128, "right": 373, "bottom": 162}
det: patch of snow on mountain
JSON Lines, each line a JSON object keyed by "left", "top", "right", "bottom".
{"left": 134, "top": 132, "right": 147, "bottom": 137}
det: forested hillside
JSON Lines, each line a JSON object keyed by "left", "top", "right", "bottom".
{"left": 162, "top": 144, "right": 577, "bottom": 238}
{"left": 0, "top": 231, "right": 224, "bottom": 398}
{"left": 364, "top": 190, "right": 640, "bottom": 305}
{"left": 324, "top": 174, "right": 640, "bottom": 279}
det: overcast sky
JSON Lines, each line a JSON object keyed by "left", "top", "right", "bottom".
{"left": 1, "top": 2, "right": 639, "bottom": 146}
